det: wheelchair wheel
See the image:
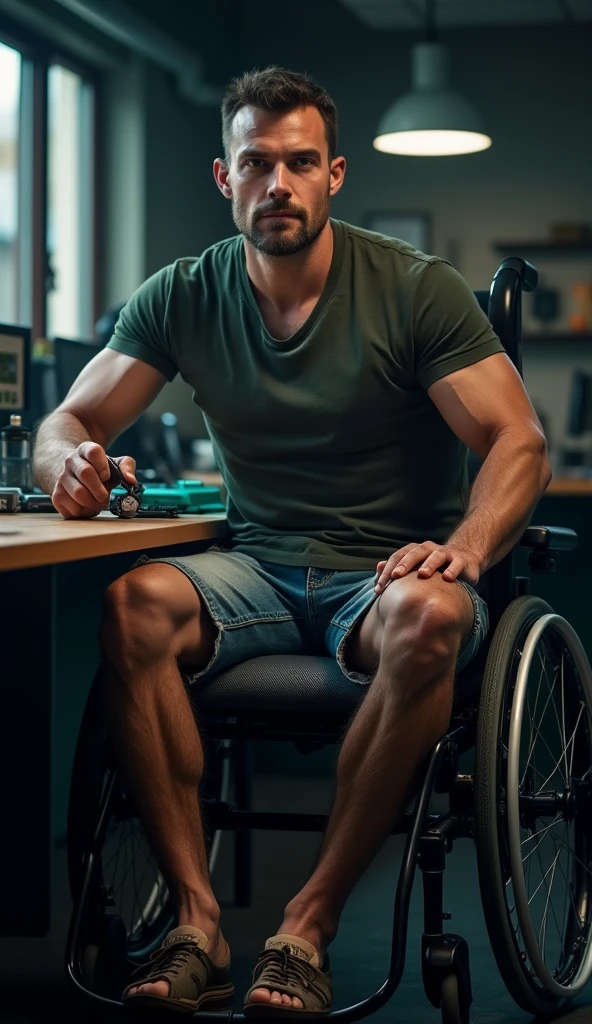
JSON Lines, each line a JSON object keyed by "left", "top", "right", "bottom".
{"left": 474, "top": 596, "right": 592, "bottom": 1015}
{"left": 67, "top": 677, "right": 231, "bottom": 993}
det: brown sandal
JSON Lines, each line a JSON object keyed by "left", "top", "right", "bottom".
{"left": 123, "top": 925, "right": 234, "bottom": 1014}
{"left": 244, "top": 934, "right": 332, "bottom": 1018}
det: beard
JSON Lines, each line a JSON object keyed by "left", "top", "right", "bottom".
{"left": 232, "top": 189, "right": 331, "bottom": 257}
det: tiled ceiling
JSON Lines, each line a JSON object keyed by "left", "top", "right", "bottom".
{"left": 338, "top": 0, "right": 592, "bottom": 30}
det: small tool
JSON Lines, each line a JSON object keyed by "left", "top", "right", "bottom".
{"left": 106, "top": 456, "right": 146, "bottom": 518}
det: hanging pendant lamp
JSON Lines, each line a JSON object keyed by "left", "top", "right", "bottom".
{"left": 373, "top": 0, "right": 491, "bottom": 157}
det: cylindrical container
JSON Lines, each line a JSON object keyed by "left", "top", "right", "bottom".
{"left": 0, "top": 414, "right": 34, "bottom": 490}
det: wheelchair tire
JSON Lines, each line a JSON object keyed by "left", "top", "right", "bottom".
{"left": 474, "top": 596, "right": 592, "bottom": 1015}
{"left": 67, "top": 674, "right": 234, "bottom": 990}
{"left": 67, "top": 677, "right": 176, "bottom": 967}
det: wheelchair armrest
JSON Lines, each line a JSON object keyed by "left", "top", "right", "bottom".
{"left": 519, "top": 525, "right": 577, "bottom": 573}
{"left": 520, "top": 525, "right": 578, "bottom": 552}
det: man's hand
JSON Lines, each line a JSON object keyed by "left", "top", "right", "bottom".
{"left": 51, "top": 442, "right": 137, "bottom": 519}
{"left": 374, "top": 541, "right": 481, "bottom": 593}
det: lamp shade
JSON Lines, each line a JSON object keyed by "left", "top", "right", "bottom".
{"left": 373, "top": 43, "right": 491, "bottom": 156}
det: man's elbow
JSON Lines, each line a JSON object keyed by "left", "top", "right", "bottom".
{"left": 534, "top": 428, "right": 552, "bottom": 492}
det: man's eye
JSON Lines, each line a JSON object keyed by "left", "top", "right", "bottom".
{"left": 246, "top": 159, "right": 264, "bottom": 168}
{"left": 295, "top": 158, "right": 313, "bottom": 166}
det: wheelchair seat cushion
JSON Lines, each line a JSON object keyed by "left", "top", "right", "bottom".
{"left": 197, "top": 655, "right": 365, "bottom": 716}
{"left": 122, "top": 925, "right": 234, "bottom": 1012}
{"left": 244, "top": 934, "right": 332, "bottom": 1017}
{"left": 195, "top": 654, "right": 482, "bottom": 717}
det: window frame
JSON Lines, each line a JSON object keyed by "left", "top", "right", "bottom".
{"left": 0, "top": 20, "right": 100, "bottom": 342}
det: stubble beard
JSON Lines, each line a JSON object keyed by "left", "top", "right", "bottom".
{"left": 232, "top": 191, "right": 331, "bottom": 257}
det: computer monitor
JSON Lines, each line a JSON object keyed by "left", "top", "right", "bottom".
{"left": 0, "top": 322, "right": 30, "bottom": 428}
{"left": 52, "top": 335, "right": 158, "bottom": 471}
{"left": 53, "top": 336, "right": 101, "bottom": 406}
{"left": 566, "top": 369, "right": 592, "bottom": 437}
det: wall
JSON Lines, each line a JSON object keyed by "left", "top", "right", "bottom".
{"left": 232, "top": 1, "right": 592, "bottom": 463}
{"left": 140, "top": 63, "right": 234, "bottom": 438}
{"left": 99, "top": 1, "right": 592, "bottom": 456}
{"left": 100, "top": 0, "right": 240, "bottom": 440}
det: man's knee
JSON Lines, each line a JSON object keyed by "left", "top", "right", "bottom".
{"left": 378, "top": 579, "right": 468, "bottom": 669}
{"left": 100, "top": 564, "right": 212, "bottom": 673}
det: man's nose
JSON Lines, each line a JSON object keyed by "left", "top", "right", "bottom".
{"left": 268, "top": 166, "right": 292, "bottom": 198}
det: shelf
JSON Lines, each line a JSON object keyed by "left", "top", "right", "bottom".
{"left": 494, "top": 241, "right": 592, "bottom": 255}
{"left": 523, "top": 333, "right": 592, "bottom": 343}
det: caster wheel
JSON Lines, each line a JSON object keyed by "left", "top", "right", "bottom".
{"left": 80, "top": 914, "right": 129, "bottom": 999}
{"left": 440, "top": 972, "right": 469, "bottom": 1024}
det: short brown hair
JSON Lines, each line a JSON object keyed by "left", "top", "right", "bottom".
{"left": 221, "top": 66, "right": 338, "bottom": 163}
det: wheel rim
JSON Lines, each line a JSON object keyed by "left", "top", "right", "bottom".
{"left": 100, "top": 791, "right": 174, "bottom": 961}
{"left": 506, "top": 614, "right": 592, "bottom": 996}
{"left": 98, "top": 737, "right": 232, "bottom": 962}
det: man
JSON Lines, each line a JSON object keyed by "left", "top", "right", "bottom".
{"left": 33, "top": 67, "right": 550, "bottom": 1016}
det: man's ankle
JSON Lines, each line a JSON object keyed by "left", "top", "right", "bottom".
{"left": 177, "top": 892, "right": 220, "bottom": 929}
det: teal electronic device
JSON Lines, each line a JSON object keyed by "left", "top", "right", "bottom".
{"left": 110, "top": 478, "right": 225, "bottom": 515}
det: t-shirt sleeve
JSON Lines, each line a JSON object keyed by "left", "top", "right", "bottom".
{"left": 413, "top": 260, "right": 505, "bottom": 390}
{"left": 106, "top": 265, "right": 178, "bottom": 382}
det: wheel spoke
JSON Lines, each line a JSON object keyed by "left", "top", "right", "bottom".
{"left": 552, "top": 826, "right": 584, "bottom": 941}
{"left": 539, "top": 843, "right": 561, "bottom": 957}
{"left": 568, "top": 703, "right": 586, "bottom": 781}
{"left": 535, "top": 842, "right": 564, "bottom": 954}
{"left": 528, "top": 847, "right": 563, "bottom": 906}
{"left": 521, "top": 650, "right": 555, "bottom": 786}
{"left": 521, "top": 815, "right": 563, "bottom": 862}
{"left": 552, "top": 832, "right": 592, "bottom": 884}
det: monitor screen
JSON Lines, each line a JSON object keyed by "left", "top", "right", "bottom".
{"left": 53, "top": 336, "right": 101, "bottom": 406}
{"left": 0, "top": 323, "right": 30, "bottom": 427}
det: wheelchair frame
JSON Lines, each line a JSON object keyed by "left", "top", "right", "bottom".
{"left": 65, "top": 259, "right": 588, "bottom": 1022}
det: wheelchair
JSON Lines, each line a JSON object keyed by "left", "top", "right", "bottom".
{"left": 65, "top": 258, "right": 592, "bottom": 1023}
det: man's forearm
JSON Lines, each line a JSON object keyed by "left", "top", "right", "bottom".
{"left": 33, "top": 411, "right": 93, "bottom": 494}
{"left": 447, "top": 432, "right": 552, "bottom": 575}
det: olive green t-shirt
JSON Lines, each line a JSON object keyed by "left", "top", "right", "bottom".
{"left": 108, "top": 219, "right": 504, "bottom": 569}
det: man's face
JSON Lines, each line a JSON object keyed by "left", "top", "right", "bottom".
{"left": 223, "top": 105, "right": 334, "bottom": 256}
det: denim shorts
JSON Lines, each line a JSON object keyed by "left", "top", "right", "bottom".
{"left": 130, "top": 546, "right": 489, "bottom": 689}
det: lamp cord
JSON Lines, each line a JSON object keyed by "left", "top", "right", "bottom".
{"left": 425, "top": 0, "right": 437, "bottom": 41}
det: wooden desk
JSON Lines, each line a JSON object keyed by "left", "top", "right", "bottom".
{"left": 545, "top": 478, "right": 592, "bottom": 496}
{"left": 0, "top": 512, "right": 227, "bottom": 937}
{"left": 0, "top": 510, "right": 227, "bottom": 571}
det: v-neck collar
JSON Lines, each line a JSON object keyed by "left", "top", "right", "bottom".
{"left": 238, "top": 219, "right": 345, "bottom": 350}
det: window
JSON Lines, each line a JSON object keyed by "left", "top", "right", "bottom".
{"left": 0, "top": 29, "right": 97, "bottom": 343}
{"left": 46, "top": 64, "right": 95, "bottom": 340}
{"left": 0, "top": 42, "right": 21, "bottom": 323}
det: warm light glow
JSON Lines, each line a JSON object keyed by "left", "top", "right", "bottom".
{"left": 373, "top": 129, "right": 492, "bottom": 156}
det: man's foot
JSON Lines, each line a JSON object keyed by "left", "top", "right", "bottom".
{"left": 244, "top": 933, "right": 332, "bottom": 1017}
{"left": 123, "top": 924, "right": 234, "bottom": 1011}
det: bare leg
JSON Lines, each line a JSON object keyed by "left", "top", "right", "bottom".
{"left": 99, "top": 562, "right": 226, "bottom": 998}
{"left": 247, "top": 572, "right": 474, "bottom": 1008}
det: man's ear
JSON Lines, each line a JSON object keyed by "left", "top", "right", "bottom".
{"left": 213, "top": 157, "right": 232, "bottom": 197}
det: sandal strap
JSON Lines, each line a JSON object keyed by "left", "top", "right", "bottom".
{"left": 247, "top": 947, "right": 332, "bottom": 1011}
{"left": 126, "top": 941, "right": 211, "bottom": 1002}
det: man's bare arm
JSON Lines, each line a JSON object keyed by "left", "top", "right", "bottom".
{"left": 429, "top": 352, "right": 551, "bottom": 575}
{"left": 33, "top": 349, "right": 167, "bottom": 517}
{"left": 374, "top": 353, "right": 552, "bottom": 591}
